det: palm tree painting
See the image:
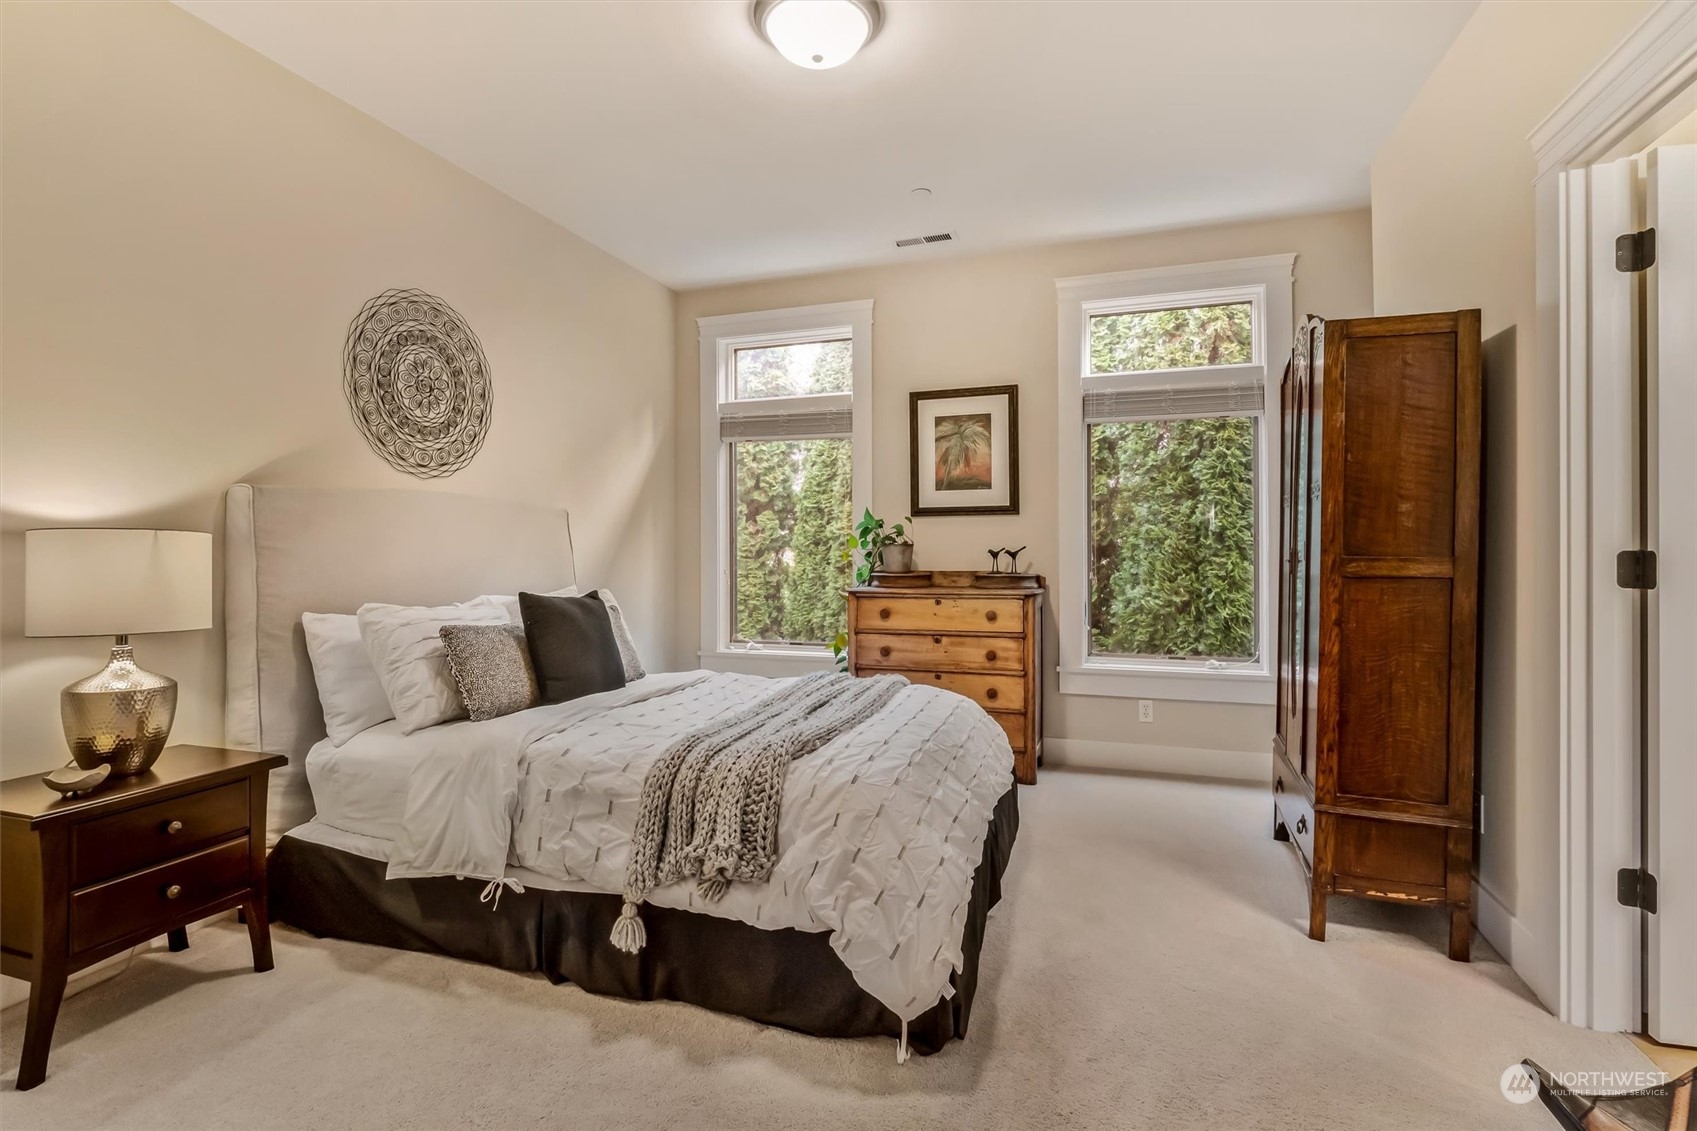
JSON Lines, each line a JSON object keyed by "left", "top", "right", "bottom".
{"left": 935, "top": 412, "right": 993, "bottom": 490}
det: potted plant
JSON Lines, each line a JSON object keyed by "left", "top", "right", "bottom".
{"left": 831, "top": 509, "right": 913, "bottom": 669}
{"left": 845, "top": 508, "right": 913, "bottom": 580}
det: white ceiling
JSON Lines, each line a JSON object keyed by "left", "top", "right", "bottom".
{"left": 176, "top": 0, "right": 1476, "bottom": 289}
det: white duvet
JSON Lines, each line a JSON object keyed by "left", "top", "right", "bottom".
{"left": 383, "top": 671, "right": 1014, "bottom": 1022}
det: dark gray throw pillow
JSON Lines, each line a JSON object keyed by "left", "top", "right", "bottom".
{"left": 438, "top": 622, "right": 539, "bottom": 722}
{"left": 518, "top": 590, "right": 627, "bottom": 704}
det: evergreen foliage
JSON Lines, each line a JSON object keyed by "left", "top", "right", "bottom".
{"left": 731, "top": 340, "right": 854, "bottom": 644}
{"left": 1086, "top": 303, "right": 1257, "bottom": 660}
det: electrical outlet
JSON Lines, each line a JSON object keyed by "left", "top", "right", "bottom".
{"left": 1138, "top": 699, "right": 1154, "bottom": 723}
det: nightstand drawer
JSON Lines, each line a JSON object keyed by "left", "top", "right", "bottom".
{"left": 71, "top": 837, "right": 250, "bottom": 955}
{"left": 854, "top": 596, "right": 1024, "bottom": 635}
{"left": 71, "top": 780, "right": 248, "bottom": 888}
{"left": 856, "top": 633, "right": 1026, "bottom": 674}
{"left": 894, "top": 670, "right": 1025, "bottom": 712}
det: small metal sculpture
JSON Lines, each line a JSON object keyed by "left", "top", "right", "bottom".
{"left": 344, "top": 288, "right": 491, "bottom": 479}
{"left": 1006, "top": 546, "right": 1027, "bottom": 574}
{"left": 987, "top": 548, "right": 1003, "bottom": 573}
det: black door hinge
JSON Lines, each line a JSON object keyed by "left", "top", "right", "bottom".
{"left": 1616, "top": 549, "right": 1658, "bottom": 590}
{"left": 1618, "top": 868, "right": 1659, "bottom": 913}
{"left": 1616, "top": 228, "right": 1656, "bottom": 272}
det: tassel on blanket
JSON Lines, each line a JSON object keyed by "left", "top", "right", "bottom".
{"left": 696, "top": 875, "right": 729, "bottom": 903}
{"left": 610, "top": 900, "right": 646, "bottom": 954}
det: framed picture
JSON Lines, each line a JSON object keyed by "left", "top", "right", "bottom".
{"left": 909, "top": 384, "right": 1019, "bottom": 516}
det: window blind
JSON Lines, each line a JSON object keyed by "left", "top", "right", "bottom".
{"left": 720, "top": 405, "right": 853, "bottom": 441}
{"left": 1082, "top": 376, "right": 1264, "bottom": 423}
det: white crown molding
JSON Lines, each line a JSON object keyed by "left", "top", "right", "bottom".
{"left": 1530, "top": 0, "right": 1697, "bottom": 180}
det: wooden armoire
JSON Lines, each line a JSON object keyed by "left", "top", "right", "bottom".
{"left": 1272, "top": 309, "right": 1482, "bottom": 961}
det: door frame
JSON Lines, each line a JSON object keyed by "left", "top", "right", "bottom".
{"left": 1536, "top": 0, "right": 1697, "bottom": 1031}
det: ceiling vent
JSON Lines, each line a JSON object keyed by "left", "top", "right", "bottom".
{"left": 894, "top": 232, "right": 955, "bottom": 248}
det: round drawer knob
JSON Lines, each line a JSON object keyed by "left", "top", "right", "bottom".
{"left": 879, "top": 608, "right": 891, "bottom": 620}
{"left": 879, "top": 646, "right": 891, "bottom": 658}
{"left": 164, "top": 884, "right": 183, "bottom": 900}
{"left": 933, "top": 673, "right": 942, "bottom": 681}
{"left": 934, "top": 599, "right": 942, "bottom": 606}
{"left": 986, "top": 688, "right": 998, "bottom": 701}
{"left": 932, "top": 636, "right": 941, "bottom": 644}
{"left": 986, "top": 650, "right": 997, "bottom": 662}
{"left": 164, "top": 820, "right": 184, "bottom": 835}
{"left": 985, "top": 610, "right": 998, "bottom": 623}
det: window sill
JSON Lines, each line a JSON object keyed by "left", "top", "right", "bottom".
{"left": 1058, "top": 664, "right": 1275, "bottom": 705}
{"left": 698, "top": 649, "right": 836, "bottom": 677}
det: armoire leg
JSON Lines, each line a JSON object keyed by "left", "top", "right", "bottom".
{"left": 1307, "top": 886, "right": 1328, "bottom": 942}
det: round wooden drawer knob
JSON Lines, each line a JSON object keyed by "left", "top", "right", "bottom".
{"left": 933, "top": 673, "right": 942, "bottom": 681}
{"left": 164, "top": 884, "right": 183, "bottom": 900}
{"left": 985, "top": 610, "right": 998, "bottom": 623}
{"left": 932, "top": 636, "right": 941, "bottom": 643}
{"left": 986, "top": 688, "right": 998, "bottom": 701}
{"left": 934, "top": 599, "right": 942, "bottom": 606}
{"left": 985, "top": 650, "right": 997, "bottom": 662}
{"left": 879, "top": 608, "right": 891, "bottom": 620}
{"left": 164, "top": 819, "right": 184, "bottom": 835}
{"left": 879, "top": 646, "right": 891, "bottom": 657}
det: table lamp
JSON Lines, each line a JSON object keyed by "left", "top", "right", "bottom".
{"left": 24, "top": 529, "right": 213, "bottom": 776}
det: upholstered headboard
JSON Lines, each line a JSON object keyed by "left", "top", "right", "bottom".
{"left": 223, "top": 484, "right": 576, "bottom": 842}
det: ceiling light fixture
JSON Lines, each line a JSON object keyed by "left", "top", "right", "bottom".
{"left": 752, "top": 0, "right": 882, "bottom": 70}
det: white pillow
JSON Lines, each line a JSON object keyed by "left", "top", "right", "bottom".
{"left": 302, "top": 612, "right": 395, "bottom": 745}
{"left": 357, "top": 600, "right": 510, "bottom": 734}
{"left": 592, "top": 589, "right": 646, "bottom": 682}
{"left": 471, "top": 586, "right": 578, "bottom": 623}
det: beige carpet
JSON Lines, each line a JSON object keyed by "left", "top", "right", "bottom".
{"left": 1, "top": 770, "right": 1651, "bottom": 1129}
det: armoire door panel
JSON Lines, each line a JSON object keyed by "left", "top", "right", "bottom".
{"left": 1341, "top": 333, "right": 1457, "bottom": 559}
{"left": 1336, "top": 580, "right": 1453, "bottom": 806}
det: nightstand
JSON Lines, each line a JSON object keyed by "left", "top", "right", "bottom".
{"left": 1, "top": 745, "right": 286, "bottom": 1090}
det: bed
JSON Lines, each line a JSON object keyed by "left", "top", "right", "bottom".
{"left": 226, "top": 484, "right": 1018, "bottom": 1056}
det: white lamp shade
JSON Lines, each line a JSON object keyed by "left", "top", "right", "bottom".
{"left": 761, "top": 0, "right": 873, "bottom": 70}
{"left": 25, "top": 529, "right": 213, "bottom": 638}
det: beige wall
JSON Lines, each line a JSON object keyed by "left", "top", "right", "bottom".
{"left": 1370, "top": 0, "right": 1653, "bottom": 1007}
{"left": 675, "top": 211, "right": 1374, "bottom": 766}
{"left": 0, "top": 1, "right": 678, "bottom": 779}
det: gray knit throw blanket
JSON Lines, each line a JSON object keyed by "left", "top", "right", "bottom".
{"left": 609, "top": 671, "right": 908, "bottom": 954}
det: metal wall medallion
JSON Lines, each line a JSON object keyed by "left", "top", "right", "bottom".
{"left": 343, "top": 288, "right": 491, "bottom": 478}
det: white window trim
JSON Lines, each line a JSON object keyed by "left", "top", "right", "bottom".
{"left": 1055, "top": 254, "right": 1294, "bottom": 705}
{"left": 697, "top": 299, "right": 873, "bottom": 670}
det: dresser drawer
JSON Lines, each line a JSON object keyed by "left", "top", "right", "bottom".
{"left": 70, "top": 837, "right": 251, "bottom": 955}
{"left": 854, "top": 595, "right": 1024, "bottom": 635}
{"left": 896, "top": 670, "right": 1025, "bottom": 712}
{"left": 856, "top": 632, "right": 1025, "bottom": 674}
{"left": 990, "top": 710, "right": 1026, "bottom": 752}
{"left": 71, "top": 780, "right": 249, "bottom": 888}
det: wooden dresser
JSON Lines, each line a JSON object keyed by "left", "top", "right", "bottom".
{"left": 848, "top": 576, "right": 1043, "bottom": 784}
{"left": 1273, "top": 310, "right": 1482, "bottom": 960}
{"left": 1, "top": 745, "right": 287, "bottom": 1089}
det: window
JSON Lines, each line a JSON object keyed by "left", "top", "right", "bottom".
{"left": 1056, "top": 256, "right": 1293, "bottom": 703}
{"left": 699, "top": 301, "right": 872, "bottom": 671}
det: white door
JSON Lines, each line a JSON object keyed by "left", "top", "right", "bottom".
{"left": 1646, "top": 142, "right": 1696, "bottom": 1047}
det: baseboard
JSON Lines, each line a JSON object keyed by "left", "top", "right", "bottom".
{"left": 1044, "top": 738, "right": 1264, "bottom": 783}
{"left": 1474, "top": 877, "right": 1557, "bottom": 1012}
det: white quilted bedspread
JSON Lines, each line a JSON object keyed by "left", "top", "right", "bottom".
{"left": 385, "top": 671, "right": 1013, "bottom": 1021}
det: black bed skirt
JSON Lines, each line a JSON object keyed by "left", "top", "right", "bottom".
{"left": 270, "top": 785, "right": 1018, "bottom": 1055}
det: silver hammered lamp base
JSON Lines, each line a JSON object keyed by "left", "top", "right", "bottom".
{"left": 61, "top": 638, "right": 177, "bottom": 776}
